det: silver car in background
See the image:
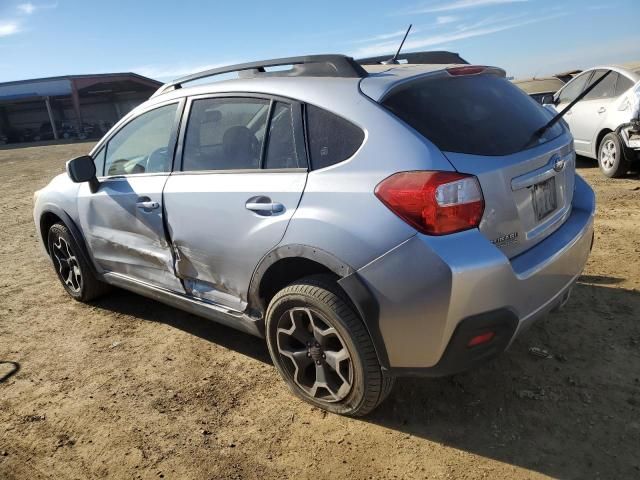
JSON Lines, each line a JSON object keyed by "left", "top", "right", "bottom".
{"left": 33, "top": 55, "right": 595, "bottom": 416}
{"left": 546, "top": 62, "right": 640, "bottom": 177}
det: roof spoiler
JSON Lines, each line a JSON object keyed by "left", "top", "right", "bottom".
{"left": 357, "top": 50, "right": 469, "bottom": 66}
{"left": 152, "top": 54, "right": 368, "bottom": 97}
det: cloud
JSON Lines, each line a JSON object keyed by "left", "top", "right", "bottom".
{"left": 17, "top": 3, "right": 36, "bottom": 14}
{"left": 436, "top": 15, "right": 459, "bottom": 24}
{"left": 0, "top": 22, "right": 21, "bottom": 37}
{"left": 354, "top": 28, "right": 417, "bottom": 44}
{"left": 353, "top": 12, "right": 566, "bottom": 58}
{"left": 16, "top": 2, "right": 58, "bottom": 15}
{"left": 405, "top": 0, "right": 528, "bottom": 14}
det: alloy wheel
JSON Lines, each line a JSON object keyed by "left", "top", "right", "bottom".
{"left": 276, "top": 307, "right": 353, "bottom": 402}
{"left": 51, "top": 236, "right": 82, "bottom": 293}
{"left": 600, "top": 139, "right": 617, "bottom": 170}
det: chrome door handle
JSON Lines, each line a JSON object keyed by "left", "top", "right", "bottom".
{"left": 597, "top": 107, "right": 606, "bottom": 114}
{"left": 245, "top": 202, "right": 284, "bottom": 213}
{"left": 136, "top": 200, "right": 160, "bottom": 210}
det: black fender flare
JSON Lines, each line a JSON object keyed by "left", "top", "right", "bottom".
{"left": 248, "top": 244, "right": 390, "bottom": 369}
{"left": 39, "top": 205, "right": 102, "bottom": 279}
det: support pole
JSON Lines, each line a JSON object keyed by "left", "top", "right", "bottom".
{"left": 44, "top": 96, "right": 58, "bottom": 140}
{"left": 71, "top": 79, "right": 83, "bottom": 135}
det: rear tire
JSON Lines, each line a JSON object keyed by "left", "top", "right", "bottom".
{"left": 47, "top": 222, "right": 110, "bottom": 302}
{"left": 598, "top": 132, "right": 629, "bottom": 178}
{"left": 265, "top": 274, "right": 393, "bottom": 416}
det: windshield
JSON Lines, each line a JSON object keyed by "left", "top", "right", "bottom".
{"left": 382, "top": 74, "right": 563, "bottom": 156}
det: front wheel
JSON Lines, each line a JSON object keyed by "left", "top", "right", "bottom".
{"left": 47, "top": 222, "right": 109, "bottom": 302}
{"left": 265, "top": 275, "right": 393, "bottom": 416}
{"left": 598, "top": 132, "right": 629, "bottom": 178}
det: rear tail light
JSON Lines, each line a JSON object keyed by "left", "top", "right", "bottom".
{"left": 374, "top": 171, "right": 484, "bottom": 235}
{"left": 446, "top": 65, "right": 487, "bottom": 76}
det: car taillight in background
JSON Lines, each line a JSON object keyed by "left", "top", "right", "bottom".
{"left": 375, "top": 171, "right": 484, "bottom": 235}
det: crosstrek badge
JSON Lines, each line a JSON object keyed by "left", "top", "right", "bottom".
{"left": 491, "top": 232, "right": 519, "bottom": 247}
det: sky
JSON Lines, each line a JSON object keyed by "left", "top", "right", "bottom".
{"left": 0, "top": 0, "right": 639, "bottom": 83}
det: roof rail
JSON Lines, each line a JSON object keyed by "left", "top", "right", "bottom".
{"left": 153, "top": 54, "right": 368, "bottom": 96}
{"left": 357, "top": 50, "right": 469, "bottom": 66}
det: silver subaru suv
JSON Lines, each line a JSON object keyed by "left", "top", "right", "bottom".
{"left": 33, "top": 55, "right": 595, "bottom": 416}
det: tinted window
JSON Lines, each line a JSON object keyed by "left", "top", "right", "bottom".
{"left": 264, "top": 102, "right": 301, "bottom": 169}
{"left": 616, "top": 75, "right": 634, "bottom": 95}
{"left": 383, "top": 74, "right": 563, "bottom": 156}
{"left": 584, "top": 70, "right": 618, "bottom": 100}
{"left": 306, "top": 105, "right": 364, "bottom": 170}
{"left": 558, "top": 72, "right": 592, "bottom": 104}
{"left": 104, "top": 103, "right": 178, "bottom": 176}
{"left": 182, "top": 98, "right": 269, "bottom": 171}
{"left": 93, "top": 148, "right": 105, "bottom": 176}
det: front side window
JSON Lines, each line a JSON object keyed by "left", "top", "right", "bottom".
{"left": 104, "top": 103, "right": 178, "bottom": 176}
{"left": 182, "top": 98, "right": 269, "bottom": 171}
{"left": 557, "top": 72, "right": 592, "bottom": 104}
{"left": 584, "top": 70, "right": 619, "bottom": 100}
{"left": 93, "top": 148, "right": 106, "bottom": 176}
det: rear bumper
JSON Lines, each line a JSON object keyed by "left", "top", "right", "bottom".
{"left": 354, "top": 174, "right": 595, "bottom": 373}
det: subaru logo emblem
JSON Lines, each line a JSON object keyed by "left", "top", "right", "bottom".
{"left": 553, "top": 157, "right": 565, "bottom": 172}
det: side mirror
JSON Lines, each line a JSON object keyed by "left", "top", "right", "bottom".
{"left": 541, "top": 94, "right": 556, "bottom": 106}
{"left": 66, "top": 155, "right": 99, "bottom": 193}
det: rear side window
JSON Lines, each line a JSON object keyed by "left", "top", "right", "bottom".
{"left": 616, "top": 75, "right": 634, "bottom": 95}
{"left": 264, "top": 102, "right": 300, "bottom": 169}
{"left": 382, "top": 74, "right": 563, "bottom": 156}
{"left": 306, "top": 105, "right": 364, "bottom": 169}
{"left": 182, "top": 98, "right": 269, "bottom": 171}
{"left": 584, "top": 70, "right": 618, "bottom": 100}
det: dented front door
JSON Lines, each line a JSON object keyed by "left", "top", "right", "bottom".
{"left": 77, "top": 175, "right": 183, "bottom": 292}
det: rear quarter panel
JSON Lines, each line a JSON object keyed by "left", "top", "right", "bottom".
{"left": 280, "top": 89, "right": 456, "bottom": 269}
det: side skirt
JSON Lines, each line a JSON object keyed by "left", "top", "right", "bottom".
{"left": 102, "top": 272, "right": 264, "bottom": 338}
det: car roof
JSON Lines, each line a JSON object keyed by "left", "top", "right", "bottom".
{"left": 579, "top": 62, "right": 640, "bottom": 82}
{"left": 359, "top": 64, "right": 506, "bottom": 101}
{"left": 512, "top": 77, "right": 566, "bottom": 94}
{"left": 150, "top": 63, "right": 504, "bottom": 106}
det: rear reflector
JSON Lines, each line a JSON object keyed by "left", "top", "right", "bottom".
{"left": 375, "top": 171, "right": 484, "bottom": 235}
{"left": 446, "top": 65, "right": 487, "bottom": 76}
{"left": 467, "top": 331, "right": 495, "bottom": 348}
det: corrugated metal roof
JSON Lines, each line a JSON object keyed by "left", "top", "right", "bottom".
{"left": 0, "top": 72, "right": 161, "bottom": 102}
{"left": 512, "top": 77, "right": 566, "bottom": 94}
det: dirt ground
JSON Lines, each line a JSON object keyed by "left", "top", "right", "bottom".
{"left": 0, "top": 142, "right": 638, "bottom": 480}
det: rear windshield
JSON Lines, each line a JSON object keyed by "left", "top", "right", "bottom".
{"left": 382, "top": 74, "right": 563, "bottom": 156}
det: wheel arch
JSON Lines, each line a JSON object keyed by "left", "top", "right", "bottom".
{"left": 594, "top": 127, "right": 614, "bottom": 157}
{"left": 38, "top": 206, "right": 101, "bottom": 278}
{"left": 248, "top": 245, "right": 390, "bottom": 369}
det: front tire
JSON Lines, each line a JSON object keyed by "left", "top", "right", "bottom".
{"left": 598, "top": 132, "right": 629, "bottom": 178}
{"left": 265, "top": 275, "right": 393, "bottom": 416}
{"left": 47, "top": 222, "right": 109, "bottom": 302}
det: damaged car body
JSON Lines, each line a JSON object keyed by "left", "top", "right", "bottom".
{"left": 34, "top": 54, "right": 596, "bottom": 416}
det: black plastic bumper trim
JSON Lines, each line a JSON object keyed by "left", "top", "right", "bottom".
{"left": 390, "top": 308, "right": 519, "bottom": 378}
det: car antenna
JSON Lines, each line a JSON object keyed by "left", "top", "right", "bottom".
{"left": 382, "top": 24, "right": 412, "bottom": 65}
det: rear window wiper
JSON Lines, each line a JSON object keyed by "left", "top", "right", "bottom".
{"left": 526, "top": 69, "right": 613, "bottom": 147}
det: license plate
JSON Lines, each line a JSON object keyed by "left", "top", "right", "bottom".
{"left": 532, "top": 177, "right": 557, "bottom": 221}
